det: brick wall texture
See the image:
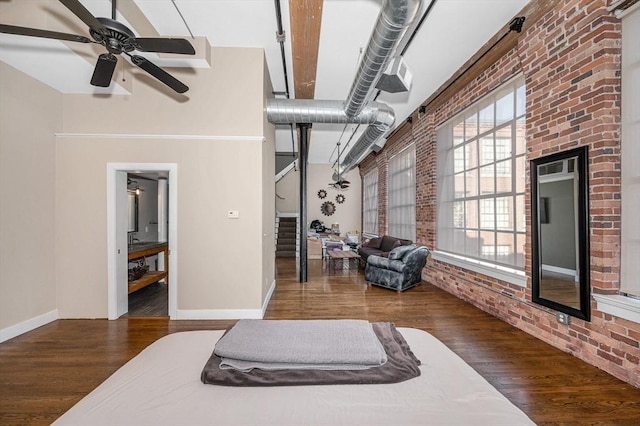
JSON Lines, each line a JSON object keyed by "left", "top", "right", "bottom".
{"left": 359, "top": 0, "right": 639, "bottom": 387}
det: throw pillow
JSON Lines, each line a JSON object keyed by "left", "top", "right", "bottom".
{"left": 366, "top": 237, "right": 383, "bottom": 249}
{"left": 380, "top": 241, "right": 400, "bottom": 257}
{"left": 389, "top": 244, "right": 416, "bottom": 260}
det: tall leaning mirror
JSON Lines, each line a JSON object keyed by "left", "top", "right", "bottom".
{"left": 531, "top": 146, "right": 590, "bottom": 321}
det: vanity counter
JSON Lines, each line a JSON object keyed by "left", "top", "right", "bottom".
{"left": 128, "top": 242, "right": 168, "bottom": 294}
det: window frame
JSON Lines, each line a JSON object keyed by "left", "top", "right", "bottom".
{"left": 362, "top": 168, "right": 379, "bottom": 237}
{"left": 387, "top": 145, "right": 416, "bottom": 241}
{"left": 435, "top": 75, "right": 526, "bottom": 278}
{"left": 595, "top": 2, "right": 640, "bottom": 323}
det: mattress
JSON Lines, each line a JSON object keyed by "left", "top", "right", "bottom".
{"left": 53, "top": 328, "right": 535, "bottom": 426}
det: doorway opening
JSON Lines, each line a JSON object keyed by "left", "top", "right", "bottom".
{"left": 107, "top": 163, "right": 178, "bottom": 320}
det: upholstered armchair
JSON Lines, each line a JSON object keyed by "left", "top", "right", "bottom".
{"left": 365, "top": 245, "right": 430, "bottom": 292}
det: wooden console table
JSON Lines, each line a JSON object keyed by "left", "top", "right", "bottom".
{"left": 128, "top": 242, "right": 168, "bottom": 294}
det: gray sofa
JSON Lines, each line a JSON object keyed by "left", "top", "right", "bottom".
{"left": 358, "top": 235, "right": 412, "bottom": 262}
{"left": 365, "top": 245, "right": 430, "bottom": 292}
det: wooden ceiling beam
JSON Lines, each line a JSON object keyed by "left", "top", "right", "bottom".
{"left": 289, "top": 0, "right": 324, "bottom": 99}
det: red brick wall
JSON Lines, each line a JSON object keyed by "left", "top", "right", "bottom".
{"left": 360, "top": 0, "right": 639, "bottom": 387}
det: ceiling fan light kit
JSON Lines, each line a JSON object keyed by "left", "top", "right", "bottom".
{"left": 91, "top": 53, "right": 118, "bottom": 87}
{"left": 0, "top": 0, "right": 196, "bottom": 93}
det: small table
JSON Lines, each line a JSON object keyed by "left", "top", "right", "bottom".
{"left": 326, "top": 250, "right": 360, "bottom": 273}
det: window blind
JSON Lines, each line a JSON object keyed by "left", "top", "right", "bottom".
{"left": 388, "top": 146, "right": 416, "bottom": 241}
{"left": 362, "top": 169, "right": 379, "bottom": 235}
{"left": 620, "top": 4, "right": 640, "bottom": 297}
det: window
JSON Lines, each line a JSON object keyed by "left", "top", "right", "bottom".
{"left": 362, "top": 169, "right": 379, "bottom": 236}
{"left": 388, "top": 145, "right": 416, "bottom": 241}
{"left": 620, "top": 3, "right": 640, "bottom": 299}
{"left": 594, "top": 3, "right": 639, "bottom": 323}
{"left": 437, "top": 76, "right": 526, "bottom": 269}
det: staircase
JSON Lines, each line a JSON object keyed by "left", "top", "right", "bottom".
{"left": 275, "top": 216, "right": 298, "bottom": 258}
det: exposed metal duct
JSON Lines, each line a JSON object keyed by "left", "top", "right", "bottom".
{"left": 267, "top": 0, "right": 421, "bottom": 174}
{"left": 337, "top": 121, "right": 390, "bottom": 176}
{"left": 267, "top": 99, "right": 394, "bottom": 126}
{"left": 344, "top": 0, "right": 421, "bottom": 118}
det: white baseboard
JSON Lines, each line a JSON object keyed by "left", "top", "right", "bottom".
{"left": 541, "top": 264, "right": 577, "bottom": 280}
{"left": 175, "top": 280, "right": 277, "bottom": 320}
{"left": 0, "top": 310, "right": 58, "bottom": 343}
{"left": 261, "top": 279, "right": 276, "bottom": 318}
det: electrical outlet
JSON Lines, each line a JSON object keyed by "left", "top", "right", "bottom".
{"left": 556, "top": 312, "right": 571, "bottom": 325}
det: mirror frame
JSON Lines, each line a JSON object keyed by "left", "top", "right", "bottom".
{"left": 321, "top": 201, "right": 336, "bottom": 216}
{"left": 531, "top": 146, "right": 590, "bottom": 321}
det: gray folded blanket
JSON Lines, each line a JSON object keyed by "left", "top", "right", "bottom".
{"left": 213, "top": 319, "right": 387, "bottom": 371}
{"left": 201, "top": 322, "right": 421, "bottom": 387}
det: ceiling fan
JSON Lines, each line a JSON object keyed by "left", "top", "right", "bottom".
{"left": 0, "top": 0, "right": 195, "bottom": 93}
{"left": 329, "top": 142, "right": 350, "bottom": 190}
{"left": 329, "top": 179, "right": 351, "bottom": 190}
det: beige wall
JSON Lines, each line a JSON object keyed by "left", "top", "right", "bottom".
{"left": 54, "top": 46, "right": 272, "bottom": 318}
{"left": 62, "top": 47, "right": 265, "bottom": 138}
{"left": 1, "top": 46, "right": 276, "bottom": 326}
{"left": 0, "top": 63, "right": 61, "bottom": 329}
{"left": 307, "top": 164, "right": 361, "bottom": 237}
{"left": 56, "top": 136, "right": 267, "bottom": 316}
{"left": 261, "top": 55, "right": 276, "bottom": 301}
{"left": 276, "top": 169, "right": 300, "bottom": 213}
{"left": 275, "top": 163, "right": 362, "bottom": 237}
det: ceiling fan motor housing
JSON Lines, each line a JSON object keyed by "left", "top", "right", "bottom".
{"left": 90, "top": 17, "right": 136, "bottom": 54}
{"left": 0, "top": 0, "right": 193, "bottom": 93}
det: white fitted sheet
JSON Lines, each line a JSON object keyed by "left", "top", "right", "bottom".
{"left": 53, "top": 328, "right": 534, "bottom": 426}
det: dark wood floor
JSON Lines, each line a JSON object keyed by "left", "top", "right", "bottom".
{"left": 1, "top": 258, "right": 639, "bottom": 425}
{"left": 125, "top": 280, "right": 168, "bottom": 317}
{"left": 540, "top": 270, "right": 580, "bottom": 309}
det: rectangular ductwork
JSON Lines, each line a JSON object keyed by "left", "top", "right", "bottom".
{"left": 375, "top": 56, "right": 413, "bottom": 93}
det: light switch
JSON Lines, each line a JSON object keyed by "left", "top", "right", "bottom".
{"left": 228, "top": 210, "right": 239, "bottom": 219}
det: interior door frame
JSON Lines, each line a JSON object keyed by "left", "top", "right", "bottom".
{"left": 107, "top": 163, "right": 178, "bottom": 320}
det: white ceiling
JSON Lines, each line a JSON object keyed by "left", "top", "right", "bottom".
{"left": 0, "top": 0, "right": 530, "bottom": 165}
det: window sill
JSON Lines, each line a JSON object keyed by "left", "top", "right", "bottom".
{"left": 593, "top": 294, "right": 640, "bottom": 324}
{"left": 431, "top": 251, "right": 527, "bottom": 288}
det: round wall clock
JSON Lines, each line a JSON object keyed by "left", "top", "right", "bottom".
{"left": 321, "top": 201, "right": 336, "bottom": 216}
{"left": 317, "top": 189, "right": 327, "bottom": 199}
{"left": 335, "top": 194, "right": 346, "bottom": 204}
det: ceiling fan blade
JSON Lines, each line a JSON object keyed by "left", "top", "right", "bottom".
{"left": 59, "top": 0, "right": 106, "bottom": 32}
{"left": 133, "top": 38, "right": 196, "bottom": 55}
{"left": 130, "top": 55, "right": 189, "bottom": 93}
{"left": 0, "top": 24, "right": 92, "bottom": 43}
{"left": 90, "top": 53, "right": 118, "bottom": 87}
